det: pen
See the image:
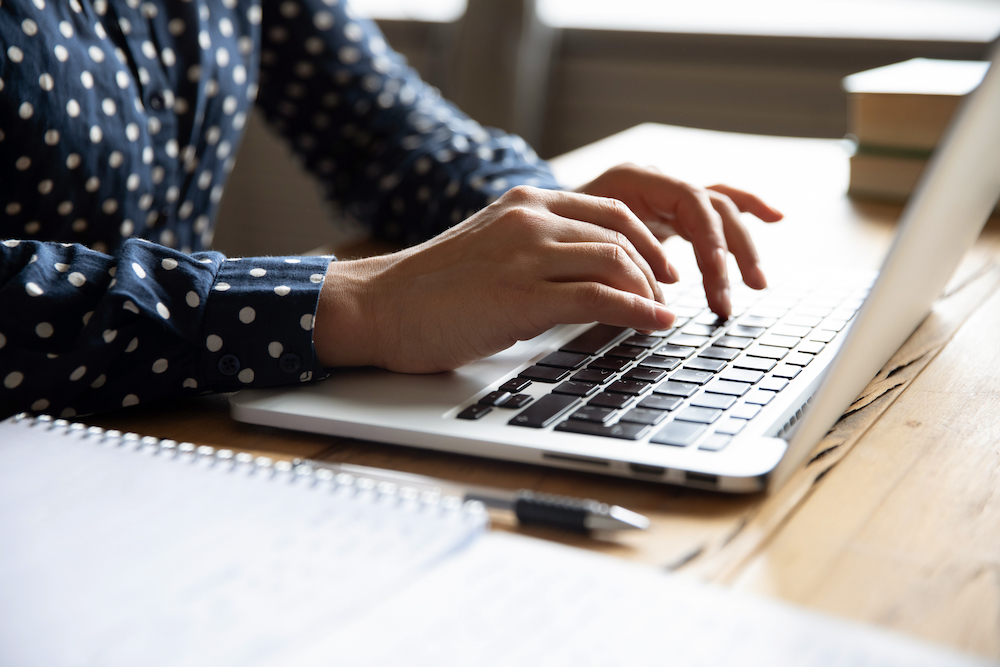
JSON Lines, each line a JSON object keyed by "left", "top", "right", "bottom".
{"left": 292, "top": 458, "right": 650, "bottom": 534}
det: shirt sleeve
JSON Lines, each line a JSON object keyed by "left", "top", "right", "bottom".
{"left": 254, "top": 0, "right": 562, "bottom": 246}
{"left": 0, "top": 238, "right": 332, "bottom": 420}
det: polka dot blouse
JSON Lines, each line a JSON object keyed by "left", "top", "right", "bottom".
{"left": 0, "top": 0, "right": 560, "bottom": 419}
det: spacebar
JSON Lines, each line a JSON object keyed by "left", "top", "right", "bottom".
{"left": 508, "top": 395, "right": 581, "bottom": 428}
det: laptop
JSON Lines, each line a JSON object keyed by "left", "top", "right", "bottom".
{"left": 232, "top": 46, "right": 1000, "bottom": 493}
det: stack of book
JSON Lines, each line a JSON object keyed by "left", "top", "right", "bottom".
{"left": 843, "top": 58, "right": 992, "bottom": 208}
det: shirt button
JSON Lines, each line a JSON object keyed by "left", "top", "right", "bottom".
{"left": 279, "top": 353, "right": 301, "bottom": 373}
{"left": 218, "top": 354, "right": 240, "bottom": 376}
{"left": 149, "top": 92, "right": 165, "bottom": 110}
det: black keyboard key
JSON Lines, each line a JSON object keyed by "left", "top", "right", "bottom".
{"left": 509, "top": 394, "right": 580, "bottom": 428}
{"left": 569, "top": 405, "right": 616, "bottom": 423}
{"left": 797, "top": 341, "right": 826, "bottom": 355}
{"left": 784, "top": 352, "right": 814, "bottom": 367}
{"left": 714, "top": 418, "right": 745, "bottom": 436}
{"left": 747, "top": 345, "right": 788, "bottom": 360}
{"left": 727, "top": 325, "right": 766, "bottom": 338}
{"left": 638, "top": 395, "right": 683, "bottom": 411}
{"left": 654, "top": 344, "right": 695, "bottom": 359}
{"left": 690, "top": 393, "right": 736, "bottom": 410}
{"left": 744, "top": 389, "right": 776, "bottom": 405}
{"left": 759, "top": 377, "right": 788, "bottom": 392}
{"left": 699, "top": 434, "right": 732, "bottom": 451}
{"left": 588, "top": 392, "right": 635, "bottom": 409}
{"left": 552, "top": 380, "right": 600, "bottom": 397}
{"left": 683, "top": 358, "right": 726, "bottom": 373}
{"left": 537, "top": 350, "right": 590, "bottom": 370}
{"left": 668, "top": 333, "right": 711, "bottom": 348}
{"left": 675, "top": 406, "right": 723, "bottom": 424}
{"left": 638, "top": 356, "right": 680, "bottom": 371}
{"left": 605, "top": 345, "right": 646, "bottom": 360}
{"left": 606, "top": 379, "right": 652, "bottom": 396}
{"left": 713, "top": 336, "right": 752, "bottom": 349}
{"left": 681, "top": 323, "right": 719, "bottom": 337}
{"left": 693, "top": 313, "right": 729, "bottom": 329}
{"left": 458, "top": 405, "right": 492, "bottom": 420}
{"left": 730, "top": 403, "right": 760, "bottom": 420}
{"left": 499, "top": 377, "right": 532, "bottom": 393}
{"left": 588, "top": 357, "right": 631, "bottom": 372}
{"left": 560, "top": 324, "right": 627, "bottom": 355}
{"left": 572, "top": 368, "right": 616, "bottom": 385}
{"left": 772, "top": 364, "right": 801, "bottom": 379}
{"left": 519, "top": 365, "right": 571, "bottom": 383}
{"left": 654, "top": 381, "right": 699, "bottom": 398}
{"left": 555, "top": 419, "right": 650, "bottom": 440}
{"left": 733, "top": 356, "right": 777, "bottom": 372}
{"left": 623, "top": 367, "right": 667, "bottom": 384}
{"left": 719, "top": 368, "right": 763, "bottom": 384}
{"left": 699, "top": 346, "right": 739, "bottom": 361}
{"left": 478, "top": 390, "right": 512, "bottom": 406}
{"left": 670, "top": 369, "right": 714, "bottom": 385}
{"left": 651, "top": 420, "right": 707, "bottom": 447}
{"left": 623, "top": 334, "right": 662, "bottom": 349}
{"left": 500, "top": 394, "right": 533, "bottom": 409}
{"left": 620, "top": 407, "right": 669, "bottom": 426}
{"left": 704, "top": 380, "right": 750, "bottom": 397}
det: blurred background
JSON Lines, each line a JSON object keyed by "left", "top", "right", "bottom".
{"left": 213, "top": 0, "right": 1000, "bottom": 256}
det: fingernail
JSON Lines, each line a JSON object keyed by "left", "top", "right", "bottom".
{"left": 655, "top": 304, "right": 675, "bottom": 329}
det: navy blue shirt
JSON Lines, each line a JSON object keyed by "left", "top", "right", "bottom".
{"left": 0, "top": 0, "right": 559, "bottom": 419}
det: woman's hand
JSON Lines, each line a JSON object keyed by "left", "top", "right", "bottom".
{"left": 314, "top": 185, "right": 677, "bottom": 373}
{"left": 577, "top": 163, "right": 784, "bottom": 317}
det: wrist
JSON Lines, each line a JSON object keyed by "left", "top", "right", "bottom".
{"left": 313, "top": 255, "right": 394, "bottom": 368}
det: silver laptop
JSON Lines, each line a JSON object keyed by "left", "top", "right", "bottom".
{"left": 232, "top": 46, "right": 1000, "bottom": 493}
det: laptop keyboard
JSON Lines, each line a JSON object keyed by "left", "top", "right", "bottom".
{"left": 456, "top": 278, "right": 871, "bottom": 452}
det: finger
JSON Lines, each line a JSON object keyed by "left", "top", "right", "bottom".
{"left": 537, "top": 189, "right": 676, "bottom": 285}
{"left": 540, "top": 241, "right": 658, "bottom": 303}
{"left": 671, "top": 188, "right": 733, "bottom": 318}
{"left": 707, "top": 184, "right": 783, "bottom": 222}
{"left": 539, "top": 281, "right": 675, "bottom": 332}
{"left": 545, "top": 216, "right": 667, "bottom": 301}
{"left": 710, "top": 192, "right": 768, "bottom": 290}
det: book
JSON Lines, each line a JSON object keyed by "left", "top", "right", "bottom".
{"left": 0, "top": 414, "right": 990, "bottom": 666}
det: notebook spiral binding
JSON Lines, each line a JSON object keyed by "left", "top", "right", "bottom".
{"left": 12, "top": 412, "right": 487, "bottom": 518}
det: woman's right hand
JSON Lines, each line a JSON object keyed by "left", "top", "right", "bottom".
{"left": 312, "top": 185, "right": 678, "bottom": 373}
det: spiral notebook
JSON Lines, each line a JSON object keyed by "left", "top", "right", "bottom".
{"left": 0, "top": 415, "right": 991, "bottom": 667}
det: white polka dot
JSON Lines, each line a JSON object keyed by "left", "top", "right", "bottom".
{"left": 67, "top": 153, "right": 81, "bottom": 168}
{"left": 38, "top": 73, "right": 54, "bottom": 91}
{"left": 35, "top": 322, "right": 54, "bottom": 338}
{"left": 161, "top": 47, "right": 176, "bottom": 67}
{"left": 54, "top": 45, "right": 68, "bottom": 62}
{"left": 18, "top": 102, "right": 33, "bottom": 119}
{"left": 268, "top": 341, "right": 284, "bottom": 358}
{"left": 88, "top": 45, "right": 105, "bottom": 63}
{"left": 162, "top": 258, "right": 178, "bottom": 270}
{"left": 274, "top": 285, "right": 291, "bottom": 296}
{"left": 239, "top": 306, "right": 256, "bottom": 324}
{"left": 26, "top": 282, "right": 43, "bottom": 297}
{"left": 7, "top": 46, "right": 24, "bottom": 63}
{"left": 102, "top": 98, "right": 117, "bottom": 116}
{"left": 152, "top": 358, "right": 168, "bottom": 373}
{"left": 314, "top": 10, "right": 334, "bottom": 29}
{"left": 125, "top": 337, "right": 139, "bottom": 353}
{"left": 4, "top": 372, "right": 23, "bottom": 389}
{"left": 15, "top": 156, "right": 31, "bottom": 171}
{"left": 54, "top": 262, "right": 70, "bottom": 273}
{"left": 126, "top": 123, "right": 140, "bottom": 142}
{"left": 238, "top": 368, "right": 254, "bottom": 383}
{"left": 31, "top": 399, "right": 49, "bottom": 412}
{"left": 85, "top": 177, "right": 100, "bottom": 192}
{"left": 123, "top": 300, "right": 139, "bottom": 314}
{"left": 128, "top": 263, "right": 147, "bottom": 281}
{"left": 82, "top": 311, "right": 93, "bottom": 326}
{"left": 0, "top": 332, "right": 5, "bottom": 348}
{"left": 309, "top": 273, "right": 324, "bottom": 284}
{"left": 285, "top": 258, "right": 301, "bottom": 264}
{"left": 90, "top": 126, "right": 103, "bottom": 143}
{"left": 59, "top": 20, "right": 74, "bottom": 38}
{"left": 248, "top": 5, "right": 262, "bottom": 24}
{"left": 156, "top": 302, "right": 170, "bottom": 319}
{"left": 339, "top": 46, "right": 360, "bottom": 64}
{"left": 102, "top": 199, "right": 118, "bottom": 214}
{"left": 91, "top": 374, "right": 106, "bottom": 388}
{"left": 102, "top": 329, "right": 117, "bottom": 343}
{"left": 216, "top": 48, "right": 229, "bottom": 68}
{"left": 72, "top": 218, "right": 88, "bottom": 233}
{"left": 300, "top": 314, "right": 314, "bottom": 331}
{"left": 182, "top": 378, "right": 198, "bottom": 389}
{"left": 249, "top": 268, "right": 267, "bottom": 277}
{"left": 68, "top": 272, "right": 86, "bottom": 287}
{"left": 186, "top": 291, "right": 200, "bottom": 308}
{"left": 214, "top": 282, "right": 231, "bottom": 291}
{"left": 70, "top": 366, "right": 87, "bottom": 381}
{"left": 122, "top": 394, "right": 139, "bottom": 407}
{"left": 24, "top": 221, "right": 40, "bottom": 234}
{"left": 206, "top": 334, "right": 223, "bottom": 352}
{"left": 300, "top": 371, "right": 313, "bottom": 382}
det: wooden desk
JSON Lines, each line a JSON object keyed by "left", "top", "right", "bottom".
{"left": 86, "top": 124, "right": 1000, "bottom": 660}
